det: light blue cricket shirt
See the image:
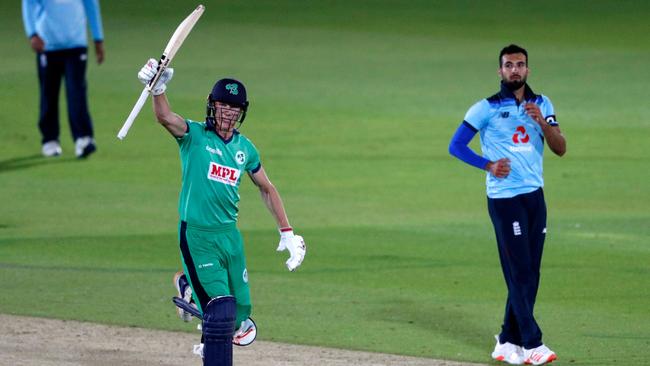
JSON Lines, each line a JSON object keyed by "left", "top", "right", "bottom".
{"left": 464, "top": 82, "right": 559, "bottom": 199}
{"left": 22, "top": 0, "right": 104, "bottom": 52}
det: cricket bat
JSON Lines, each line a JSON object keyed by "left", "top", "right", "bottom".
{"left": 117, "top": 4, "right": 205, "bottom": 140}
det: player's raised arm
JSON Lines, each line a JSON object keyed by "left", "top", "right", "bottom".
{"left": 152, "top": 94, "right": 187, "bottom": 138}
{"left": 137, "top": 59, "right": 186, "bottom": 137}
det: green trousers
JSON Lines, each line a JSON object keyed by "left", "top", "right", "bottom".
{"left": 179, "top": 221, "right": 251, "bottom": 326}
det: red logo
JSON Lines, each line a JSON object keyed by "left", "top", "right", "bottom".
{"left": 207, "top": 162, "right": 240, "bottom": 186}
{"left": 512, "top": 126, "right": 529, "bottom": 144}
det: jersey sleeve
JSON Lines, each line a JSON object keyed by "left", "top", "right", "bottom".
{"left": 463, "top": 99, "right": 490, "bottom": 130}
{"left": 245, "top": 140, "right": 261, "bottom": 173}
{"left": 22, "top": 0, "right": 39, "bottom": 38}
{"left": 541, "top": 95, "right": 559, "bottom": 126}
{"left": 82, "top": 0, "right": 104, "bottom": 41}
{"left": 176, "top": 120, "right": 199, "bottom": 147}
{"left": 448, "top": 121, "right": 490, "bottom": 170}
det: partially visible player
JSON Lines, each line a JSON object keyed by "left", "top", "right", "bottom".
{"left": 448, "top": 44, "right": 565, "bottom": 365}
{"left": 22, "top": 0, "right": 104, "bottom": 158}
{"left": 137, "top": 59, "right": 306, "bottom": 366}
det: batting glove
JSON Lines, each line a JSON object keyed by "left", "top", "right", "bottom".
{"left": 277, "top": 228, "right": 306, "bottom": 271}
{"left": 137, "top": 58, "right": 174, "bottom": 96}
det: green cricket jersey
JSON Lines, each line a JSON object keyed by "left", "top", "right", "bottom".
{"left": 176, "top": 120, "right": 261, "bottom": 227}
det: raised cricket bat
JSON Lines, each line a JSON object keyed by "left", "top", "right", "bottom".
{"left": 117, "top": 4, "right": 205, "bottom": 140}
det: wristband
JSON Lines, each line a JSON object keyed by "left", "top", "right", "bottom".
{"left": 279, "top": 227, "right": 294, "bottom": 239}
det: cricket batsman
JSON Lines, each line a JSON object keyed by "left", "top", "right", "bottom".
{"left": 137, "top": 59, "right": 306, "bottom": 366}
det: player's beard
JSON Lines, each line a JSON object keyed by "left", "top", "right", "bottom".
{"left": 215, "top": 118, "right": 236, "bottom": 138}
{"left": 503, "top": 75, "right": 526, "bottom": 91}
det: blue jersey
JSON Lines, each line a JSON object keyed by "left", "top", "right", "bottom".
{"left": 22, "top": 0, "right": 104, "bottom": 52}
{"left": 464, "top": 83, "right": 558, "bottom": 199}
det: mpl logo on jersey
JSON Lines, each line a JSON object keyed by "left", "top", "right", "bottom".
{"left": 509, "top": 125, "right": 533, "bottom": 152}
{"left": 207, "top": 162, "right": 241, "bottom": 186}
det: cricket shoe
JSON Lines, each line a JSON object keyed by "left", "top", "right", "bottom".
{"left": 190, "top": 318, "right": 256, "bottom": 358}
{"left": 233, "top": 317, "right": 257, "bottom": 346}
{"left": 192, "top": 343, "right": 204, "bottom": 358}
{"left": 75, "top": 136, "right": 96, "bottom": 158}
{"left": 42, "top": 141, "right": 62, "bottom": 157}
{"left": 523, "top": 344, "right": 557, "bottom": 365}
{"left": 173, "top": 271, "right": 196, "bottom": 322}
{"left": 492, "top": 335, "right": 524, "bottom": 365}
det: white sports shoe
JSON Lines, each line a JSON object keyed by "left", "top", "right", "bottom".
{"left": 75, "top": 136, "right": 96, "bottom": 158}
{"left": 42, "top": 141, "right": 62, "bottom": 157}
{"left": 523, "top": 344, "right": 557, "bottom": 365}
{"left": 233, "top": 317, "right": 257, "bottom": 346}
{"left": 192, "top": 343, "right": 204, "bottom": 358}
{"left": 173, "top": 271, "right": 195, "bottom": 322}
{"left": 190, "top": 318, "right": 256, "bottom": 357}
{"left": 492, "top": 335, "right": 524, "bottom": 365}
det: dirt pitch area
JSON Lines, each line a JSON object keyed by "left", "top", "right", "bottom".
{"left": 0, "top": 314, "right": 487, "bottom": 366}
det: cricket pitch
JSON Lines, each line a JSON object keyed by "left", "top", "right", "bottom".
{"left": 0, "top": 314, "right": 487, "bottom": 366}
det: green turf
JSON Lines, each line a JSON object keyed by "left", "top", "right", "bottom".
{"left": 1, "top": 1, "right": 648, "bottom": 365}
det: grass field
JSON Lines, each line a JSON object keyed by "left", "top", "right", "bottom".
{"left": 1, "top": 0, "right": 648, "bottom": 365}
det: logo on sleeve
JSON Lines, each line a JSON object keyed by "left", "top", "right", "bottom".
{"left": 207, "top": 162, "right": 241, "bottom": 186}
{"left": 545, "top": 115, "right": 558, "bottom": 126}
{"left": 235, "top": 151, "right": 246, "bottom": 165}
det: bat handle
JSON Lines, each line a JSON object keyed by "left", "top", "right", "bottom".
{"left": 117, "top": 87, "right": 150, "bottom": 140}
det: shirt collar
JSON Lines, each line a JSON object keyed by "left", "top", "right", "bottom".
{"left": 499, "top": 81, "right": 537, "bottom": 103}
{"left": 214, "top": 129, "right": 240, "bottom": 144}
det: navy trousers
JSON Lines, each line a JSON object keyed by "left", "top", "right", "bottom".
{"left": 488, "top": 188, "right": 547, "bottom": 349}
{"left": 37, "top": 47, "right": 94, "bottom": 144}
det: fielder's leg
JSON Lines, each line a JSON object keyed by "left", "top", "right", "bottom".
{"left": 488, "top": 193, "right": 542, "bottom": 349}
{"left": 64, "top": 48, "right": 96, "bottom": 158}
{"left": 37, "top": 51, "right": 63, "bottom": 145}
{"left": 64, "top": 48, "right": 93, "bottom": 140}
{"left": 202, "top": 296, "right": 237, "bottom": 366}
{"left": 524, "top": 188, "right": 548, "bottom": 308}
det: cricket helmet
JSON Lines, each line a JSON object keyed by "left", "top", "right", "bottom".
{"left": 206, "top": 78, "right": 249, "bottom": 130}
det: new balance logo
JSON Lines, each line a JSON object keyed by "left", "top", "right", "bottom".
{"left": 207, "top": 162, "right": 241, "bottom": 186}
{"left": 513, "top": 221, "right": 522, "bottom": 236}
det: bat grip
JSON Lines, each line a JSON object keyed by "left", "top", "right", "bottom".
{"left": 117, "top": 88, "right": 150, "bottom": 140}
{"left": 148, "top": 56, "right": 168, "bottom": 89}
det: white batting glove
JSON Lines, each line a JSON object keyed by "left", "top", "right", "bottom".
{"left": 137, "top": 58, "right": 174, "bottom": 96}
{"left": 277, "top": 229, "right": 306, "bottom": 271}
